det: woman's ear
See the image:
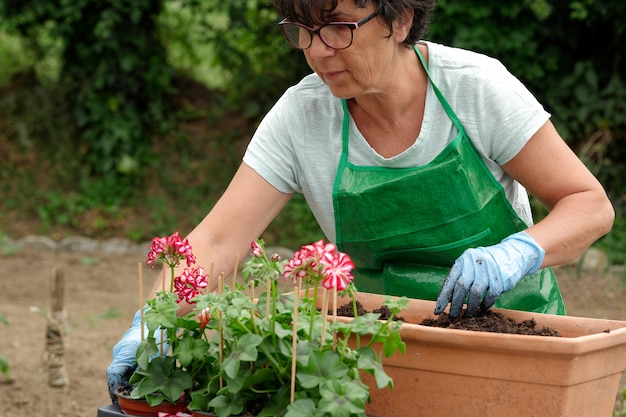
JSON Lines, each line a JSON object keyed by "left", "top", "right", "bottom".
{"left": 392, "top": 8, "right": 414, "bottom": 43}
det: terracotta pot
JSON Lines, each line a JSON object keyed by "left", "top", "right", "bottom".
{"left": 339, "top": 292, "right": 626, "bottom": 417}
{"left": 115, "top": 388, "right": 189, "bottom": 417}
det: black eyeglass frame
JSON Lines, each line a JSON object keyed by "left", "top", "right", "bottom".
{"left": 278, "top": 8, "right": 383, "bottom": 50}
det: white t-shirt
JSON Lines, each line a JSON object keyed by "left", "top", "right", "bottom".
{"left": 243, "top": 41, "right": 550, "bottom": 242}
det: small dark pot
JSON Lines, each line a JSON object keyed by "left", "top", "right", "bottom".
{"left": 114, "top": 387, "right": 189, "bottom": 417}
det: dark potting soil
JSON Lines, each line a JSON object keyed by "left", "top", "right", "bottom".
{"left": 421, "top": 310, "right": 562, "bottom": 337}
{"left": 336, "top": 300, "right": 561, "bottom": 337}
{"left": 334, "top": 300, "right": 405, "bottom": 321}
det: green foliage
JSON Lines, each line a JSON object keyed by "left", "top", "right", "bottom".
{"left": 0, "top": 0, "right": 174, "bottom": 186}
{"left": 131, "top": 290, "right": 209, "bottom": 406}
{"left": 186, "top": 284, "right": 406, "bottom": 417}
{"left": 0, "top": 313, "right": 8, "bottom": 383}
{"left": 181, "top": 0, "right": 311, "bottom": 117}
{"left": 428, "top": 0, "right": 626, "bottom": 264}
{"left": 0, "top": 0, "right": 624, "bottom": 258}
{"left": 0, "top": 355, "right": 8, "bottom": 383}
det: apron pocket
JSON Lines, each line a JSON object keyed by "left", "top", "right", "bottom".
{"left": 373, "top": 228, "right": 492, "bottom": 267}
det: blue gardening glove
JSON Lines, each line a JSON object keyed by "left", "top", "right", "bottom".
{"left": 106, "top": 309, "right": 168, "bottom": 404}
{"left": 434, "top": 231, "right": 545, "bottom": 318}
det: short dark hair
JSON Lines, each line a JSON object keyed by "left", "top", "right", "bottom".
{"left": 273, "top": 0, "right": 436, "bottom": 47}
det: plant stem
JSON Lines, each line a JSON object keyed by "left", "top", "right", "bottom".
{"left": 308, "top": 282, "right": 321, "bottom": 340}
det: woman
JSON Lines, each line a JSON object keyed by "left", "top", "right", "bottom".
{"left": 107, "top": 0, "right": 614, "bottom": 402}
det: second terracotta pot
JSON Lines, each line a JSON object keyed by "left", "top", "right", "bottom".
{"left": 337, "top": 292, "right": 626, "bottom": 417}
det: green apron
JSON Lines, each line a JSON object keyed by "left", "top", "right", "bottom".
{"left": 331, "top": 45, "right": 565, "bottom": 315}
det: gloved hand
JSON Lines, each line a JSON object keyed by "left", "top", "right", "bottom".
{"left": 106, "top": 309, "right": 168, "bottom": 404}
{"left": 434, "top": 231, "right": 545, "bottom": 318}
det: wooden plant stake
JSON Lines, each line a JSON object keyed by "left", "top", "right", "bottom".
{"left": 332, "top": 286, "right": 338, "bottom": 350}
{"left": 209, "top": 263, "right": 215, "bottom": 287}
{"left": 46, "top": 267, "right": 69, "bottom": 388}
{"left": 320, "top": 288, "right": 329, "bottom": 346}
{"left": 160, "top": 264, "right": 165, "bottom": 355}
{"left": 218, "top": 273, "right": 225, "bottom": 390}
{"left": 138, "top": 262, "right": 144, "bottom": 341}
{"left": 290, "top": 276, "right": 302, "bottom": 403}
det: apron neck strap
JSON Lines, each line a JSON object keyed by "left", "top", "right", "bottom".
{"left": 413, "top": 44, "right": 466, "bottom": 135}
{"left": 340, "top": 99, "right": 350, "bottom": 166}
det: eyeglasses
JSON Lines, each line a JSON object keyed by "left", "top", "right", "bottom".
{"left": 279, "top": 9, "right": 382, "bottom": 50}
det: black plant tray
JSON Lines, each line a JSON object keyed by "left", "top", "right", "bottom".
{"left": 97, "top": 405, "right": 126, "bottom": 417}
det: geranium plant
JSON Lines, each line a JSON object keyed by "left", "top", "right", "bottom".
{"left": 125, "top": 232, "right": 212, "bottom": 406}
{"left": 187, "top": 239, "right": 409, "bottom": 417}
{"left": 120, "top": 234, "right": 408, "bottom": 416}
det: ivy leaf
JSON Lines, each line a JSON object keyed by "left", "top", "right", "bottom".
{"left": 284, "top": 398, "right": 317, "bottom": 417}
{"left": 257, "top": 385, "right": 291, "bottom": 417}
{"left": 317, "top": 379, "right": 369, "bottom": 417}
{"left": 356, "top": 347, "right": 393, "bottom": 389}
{"left": 381, "top": 328, "right": 406, "bottom": 357}
{"left": 174, "top": 335, "right": 209, "bottom": 368}
{"left": 208, "top": 394, "right": 244, "bottom": 417}
{"left": 238, "top": 333, "right": 262, "bottom": 361}
{"left": 143, "top": 294, "right": 179, "bottom": 333}
{"left": 222, "top": 333, "right": 262, "bottom": 379}
{"left": 131, "top": 356, "right": 192, "bottom": 405}
{"left": 296, "top": 349, "right": 348, "bottom": 389}
{"left": 135, "top": 338, "right": 158, "bottom": 370}
{"left": 340, "top": 313, "right": 383, "bottom": 336}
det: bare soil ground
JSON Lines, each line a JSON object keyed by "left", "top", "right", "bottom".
{"left": 0, "top": 248, "right": 625, "bottom": 417}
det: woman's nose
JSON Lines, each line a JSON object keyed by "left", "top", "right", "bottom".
{"left": 306, "top": 34, "right": 336, "bottom": 59}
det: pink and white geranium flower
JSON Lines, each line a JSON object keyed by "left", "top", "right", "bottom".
{"left": 146, "top": 231, "right": 196, "bottom": 269}
{"left": 145, "top": 231, "right": 206, "bottom": 301}
{"left": 173, "top": 266, "right": 208, "bottom": 304}
{"left": 283, "top": 239, "right": 354, "bottom": 290}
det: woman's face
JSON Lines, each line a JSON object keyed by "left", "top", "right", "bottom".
{"left": 302, "top": 0, "right": 404, "bottom": 99}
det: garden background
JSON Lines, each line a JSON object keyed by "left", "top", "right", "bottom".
{"left": 0, "top": 0, "right": 625, "bottom": 416}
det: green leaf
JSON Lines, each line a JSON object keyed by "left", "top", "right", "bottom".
{"left": 356, "top": 347, "right": 393, "bottom": 390}
{"left": 135, "top": 338, "right": 158, "bottom": 370}
{"left": 174, "top": 335, "right": 209, "bottom": 368}
{"left": 317, "top": 379, "right": 369, "bottom": 417}
{"left": 296, "top": 349, "right": 348, "bottom": 389}
{"left": 285, "top": 398, "right": 317, "bottom": 417}
{"left": 222, "top": 333, "right": 262, "bottom": 379}
{"left": 189, "top": 389, "right": 211, "bottom": 411}
{"left": 131, "top": 356, "right": 192, "bottom": 404}
{"left": 381, "top": 329, "right": 406, "bottom": 357}
{"left": 258, "top": 385, "right": 291, "bottom": 417}
{"left": 144, "top": 293, "right": 180, "bottom": 331}
{"left": 237, "top": 333, "right": 262, "bottom": 361}
{"left": 208, "top": 394, "right": 244, "bottom": 417}
{"left": 344, "top": 313, "right": 383, "bottom": 336}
